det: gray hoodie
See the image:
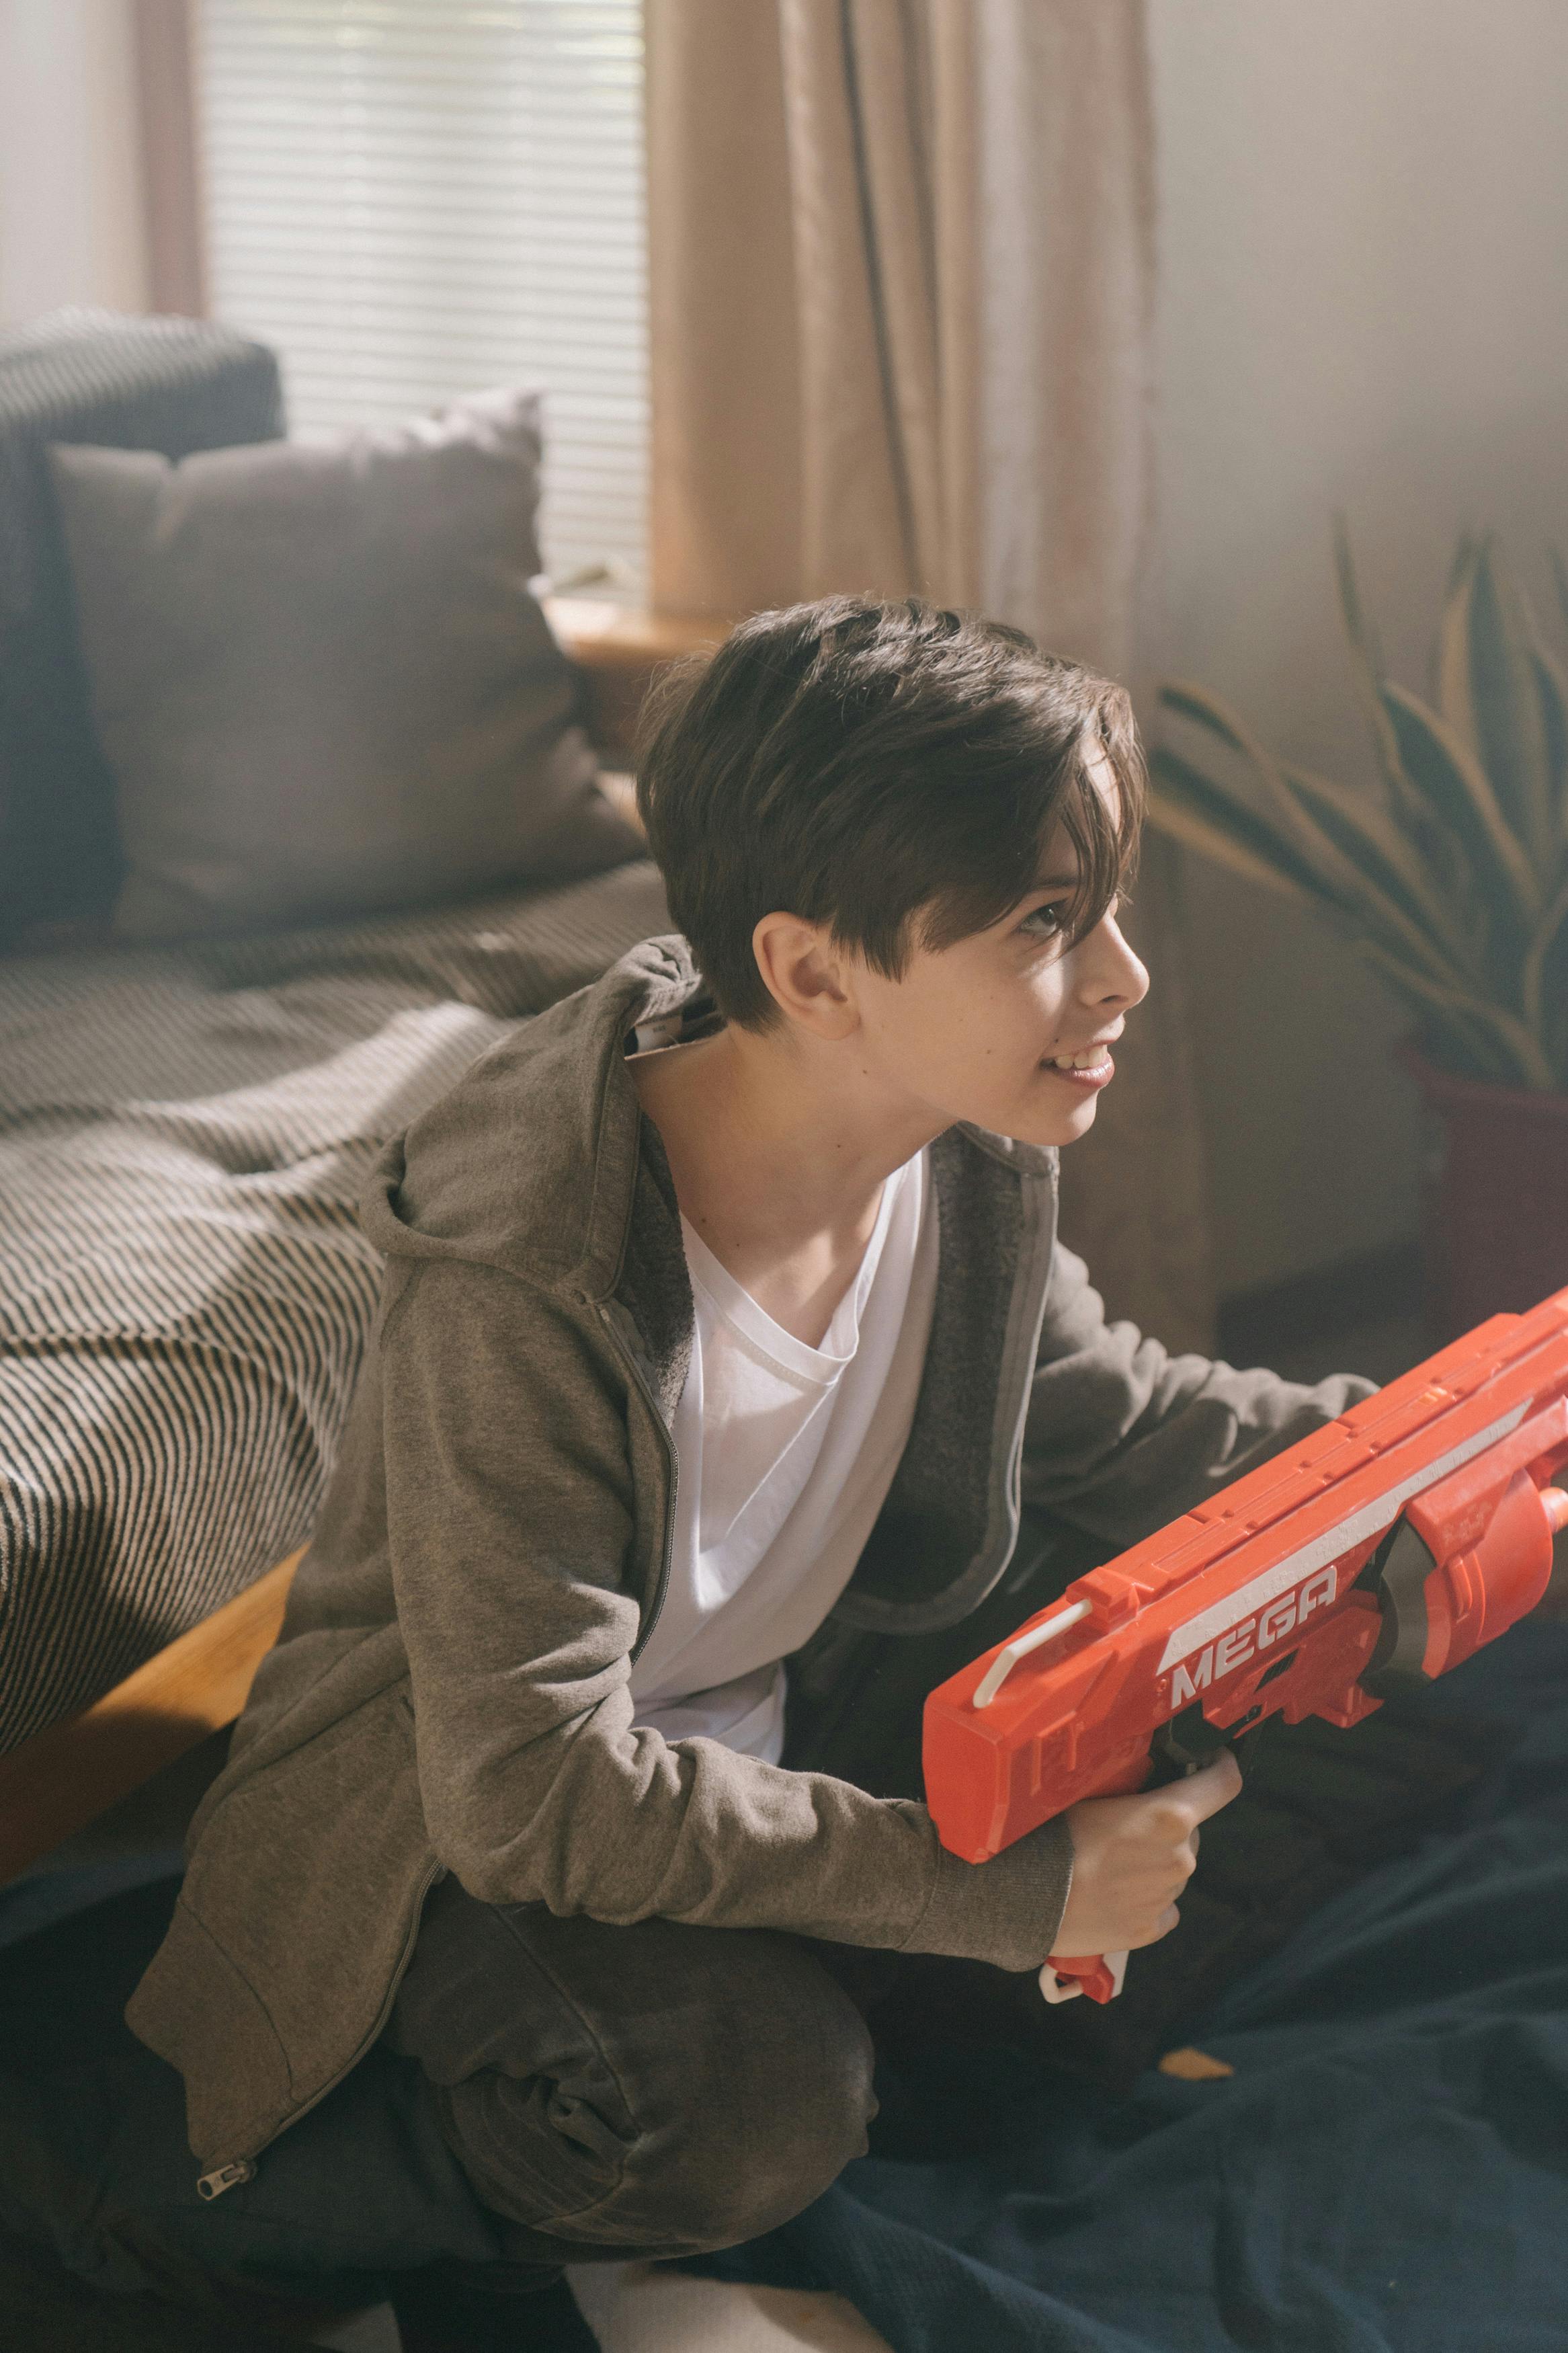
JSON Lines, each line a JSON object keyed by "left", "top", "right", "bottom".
{"left": 126, "top": 937, "right": 1374, "bottom": 2194}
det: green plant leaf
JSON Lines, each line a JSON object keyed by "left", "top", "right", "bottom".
{"left": 1521, "top": 610, "right": 1568, "bottom": 866}
{"left": 1276, "top": 762, "right": 1479, "bottom": 982}
{"left": 1380, "top": 683, "right": 1540, "bottom": 928}
{"left": 1160, "top": 682, "right": 1484, "bottom": 991}
{"left": 1147, "top": 748, "right": 1321, "bottom": 900}
{"left": 1522, "top": 865, "right": 1568, "bottom": 1086}
{"left": 1335, "top": 520, "right": 1440, "bottom": 842}
{"left": 1460, "top": 541, "right": 1558, "bottom": 873}
{"left": 1436, "top": 535, "right": 1482, "bottom": 741}
{"left": 1335, "top": 518, "right": 1390, "bottom": 676}
{"left": 1147, "top": 798, "right": 1312, "bottom": 904}
{"left": 1159, "top": 680, "right": 1403, "bottom": 906}
{"left": 1533, "top": 637, "right": 1568, "bottom": 758}
{"left": 1551, "top": 546, "right": 1568, "bottom": 646}
{"left": 1354, "top": 940, "right": 1558, "bottom": 1090}
{"left": 1159, "top": 526, "right": 1568, "bottom": 1098}
{"left": 1158, "top": 682, "right": 1336, "bottom": 857}
{"left": 1350, "top": 951, "right": 1499, "bottom": 1084}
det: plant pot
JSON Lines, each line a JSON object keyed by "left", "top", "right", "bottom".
{"left": 1397, "top": 1039, "right": 1568, "bottom": 1343}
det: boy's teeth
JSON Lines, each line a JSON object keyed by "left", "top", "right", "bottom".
{"left": 1047, "top": 1049, "right": 1108, "bottom": 1070}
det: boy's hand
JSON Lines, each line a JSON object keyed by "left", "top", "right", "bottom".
{"left": 1053, "top": 1751, "right": 1243, "bottom": 1958}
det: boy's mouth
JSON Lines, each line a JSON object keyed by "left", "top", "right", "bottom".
{"left": 1041, "top": 1051, "right": 1114, "bottom": 1090}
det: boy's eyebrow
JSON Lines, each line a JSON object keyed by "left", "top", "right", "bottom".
{"left": 1031, "top": 871, "right": 1080, "bottom": 890}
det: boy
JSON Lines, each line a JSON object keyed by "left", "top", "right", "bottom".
{"left": 121, "top": 597, "right": 1377, "bottom": 2345}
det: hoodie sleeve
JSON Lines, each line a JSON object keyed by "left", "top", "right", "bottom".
{"left": 381, "top": 1256, "right": 1072, "bottom": 1970}
{"left": 1021, "top": 1242, "right": 1379, "bottom": 1548}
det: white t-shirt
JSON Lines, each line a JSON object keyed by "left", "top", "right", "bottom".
{"left": 628, "top": 1147, "right": 939, "bottom": 1763}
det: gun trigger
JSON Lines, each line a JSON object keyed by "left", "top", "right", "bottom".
{"left": 1363, "top": 1515, "right": 1440, "bottom": 1696}
{"left": 1153, "top": 1700, "right": 1231, "bottom": 1776}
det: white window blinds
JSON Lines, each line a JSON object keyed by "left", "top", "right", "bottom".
{"left": 198, "top": 0, "right": 648, "bottom": 598}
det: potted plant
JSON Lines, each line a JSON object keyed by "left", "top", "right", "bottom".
{"left": 1149, "top": 530, "right": 1568, "bottom": 1343}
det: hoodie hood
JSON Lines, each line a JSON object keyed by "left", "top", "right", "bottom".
{"left": 359, "top": 933, "right": 702, "bottom": 1300}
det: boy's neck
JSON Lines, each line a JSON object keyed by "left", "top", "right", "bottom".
{"left": 628, "top": 1021, "right": 941, "bottom": 1347}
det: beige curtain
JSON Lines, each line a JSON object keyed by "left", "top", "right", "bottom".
{"left": 647, "top": 0, "right": 1217, "bottom": 1351}
{"left": 130, "top": 0, "right": 208, "bottom": 317}
{"left": 647, "top": 0, "right": 979, "bottom": 616}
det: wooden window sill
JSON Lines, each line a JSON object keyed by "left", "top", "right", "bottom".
{"left": 545, "top": 598, "right": 731, "bottom": 766}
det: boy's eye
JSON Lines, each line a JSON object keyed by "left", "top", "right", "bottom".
{"left": 1018, "top": 887, "right": 1127, "bottom": 943}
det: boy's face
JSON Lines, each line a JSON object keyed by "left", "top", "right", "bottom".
{"left": 833, "top": 756, "right": 1150, "bottom": 1151}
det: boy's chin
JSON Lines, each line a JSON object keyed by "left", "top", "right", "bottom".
{"left": 997, "top": 1096, "right": 1100, "bottom": 1150}
{"left": 1044, "top": 1105, "right": 1099, "bottom": 1146}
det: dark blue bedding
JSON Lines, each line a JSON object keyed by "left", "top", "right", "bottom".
{"left": 4, "top": 1619, "right": 1566, "bottom": 2348}
{"left": 701, "top": 1618, "right": 1568, "bottom": 2351}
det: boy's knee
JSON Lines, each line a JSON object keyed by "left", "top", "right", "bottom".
{"left": 640, "top": 1946, "right": 876, "bottom": 2247}
{"left": 436, "top": 1925, "right": 876, "bottom": 2257}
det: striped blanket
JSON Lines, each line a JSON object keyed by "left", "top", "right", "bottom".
{"left": 0, "top": 860, "right": 668, "bottom": 1752}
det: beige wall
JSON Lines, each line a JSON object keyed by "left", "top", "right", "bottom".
{"left": 0, "top": 0, "right": 149, "bottom": 327}
{"left": 1147, "top": 0, "right": 1568, "bottom": 1297}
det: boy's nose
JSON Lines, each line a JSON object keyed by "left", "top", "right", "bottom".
{"left": 1083, "top": 914, "right": 1150, "bottom": 1010}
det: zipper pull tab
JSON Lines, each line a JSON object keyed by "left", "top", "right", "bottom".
{"left": 197, "top": 2159, "right": 255, "bottom": 2202}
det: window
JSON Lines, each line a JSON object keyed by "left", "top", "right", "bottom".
{"left": 199, "top": 0, "right": 648, "bottom": 598}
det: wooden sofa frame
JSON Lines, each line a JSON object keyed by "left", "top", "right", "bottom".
{"left": 1, "top": 604, "right": 721, "bottom": 1887}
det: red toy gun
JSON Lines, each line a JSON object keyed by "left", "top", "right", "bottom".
{"left": 924, "top": 1285, "right": 1568, "bottom": 2006}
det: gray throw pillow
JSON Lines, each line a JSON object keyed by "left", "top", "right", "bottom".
{"left": 48, "top": 387, "right": 640, "bottom": 941}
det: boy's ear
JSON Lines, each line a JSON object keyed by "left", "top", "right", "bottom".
{"left": 751, "top": 912, "right": 861, "bottom": 1040}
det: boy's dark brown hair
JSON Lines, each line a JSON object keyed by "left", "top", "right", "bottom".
{"left": 634, "top": 594, "right": 1145, "bottom": 1029}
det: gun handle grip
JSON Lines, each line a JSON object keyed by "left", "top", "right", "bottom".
{"left": 1040, "top": 1950, "right": 1129, "bottom": 2005}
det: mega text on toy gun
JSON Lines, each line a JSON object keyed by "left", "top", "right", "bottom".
{"left": 924, "top": 1285, "right": 1568, "bottom": 2006}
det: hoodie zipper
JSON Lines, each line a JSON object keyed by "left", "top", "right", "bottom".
{"left": 196, "top": 1853, "right": 444, "bottom": 2201}
{"left": 598, "top": 1301, "right": 679, "bottom": 1666}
